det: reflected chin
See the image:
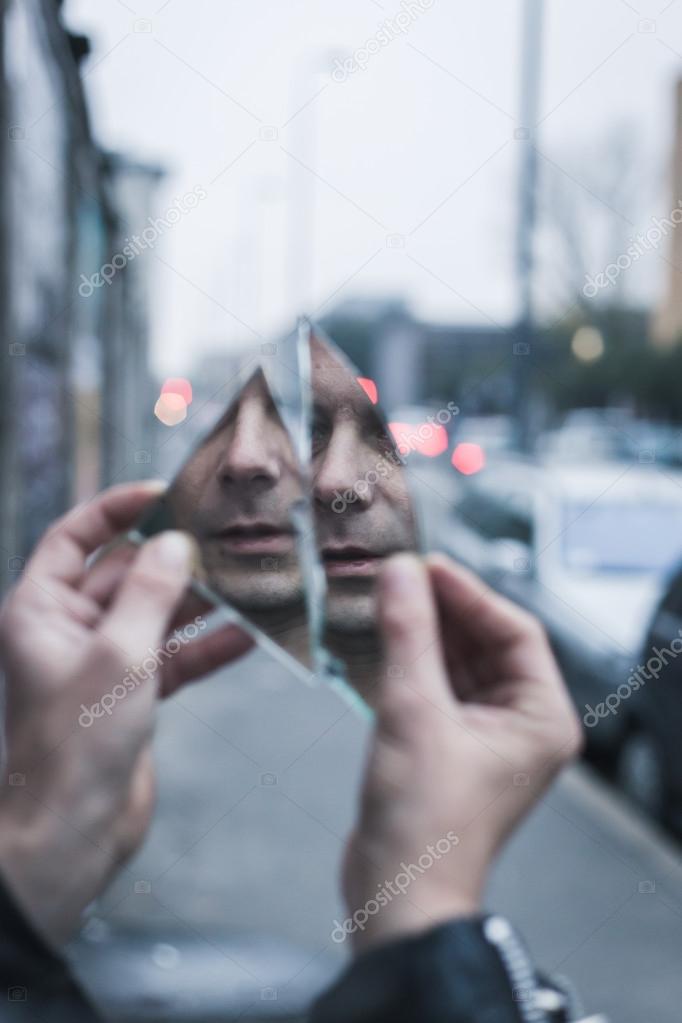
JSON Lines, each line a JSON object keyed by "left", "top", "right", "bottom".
{"left": 324, "top": 583, "right": 378, "bottom": 633}
{"left": 206, "top": 565, "right": 305, "bottom": 613}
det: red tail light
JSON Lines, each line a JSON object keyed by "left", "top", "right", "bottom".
{"left": 451, "top": 442, "right": 485, "bottom": 475}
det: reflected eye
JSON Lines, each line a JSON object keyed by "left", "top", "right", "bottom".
{"left": 372, "top": 423, "right": 395, "bottom": 454}
{"left": 312, "top": 415, "right": 331, "bottom": 453}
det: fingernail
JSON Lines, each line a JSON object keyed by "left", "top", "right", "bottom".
{"left": 139, "top": 479, "right": 168, "bottom": 494}
{"left": 155, "top": 531, "right": 194, "bottom": 568}
{"left": 380, "top": 553, "right": 423, "bottom": 595}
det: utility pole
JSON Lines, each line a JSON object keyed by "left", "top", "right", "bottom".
{"left": 513, "top": 0, "right": 544, "bottom": 451}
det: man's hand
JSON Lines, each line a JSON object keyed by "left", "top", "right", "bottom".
{"left": 0, "top": 482, "right": 251, "bottom": 945}
{"left": 342, "top": 553, "right": 582, "bottom": 951}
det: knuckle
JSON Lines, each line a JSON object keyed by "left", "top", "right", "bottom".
{"left": 377, "top": 679, "right": 427, "bottom": 734}
{"left": 542, "top": 707, "right": 584, "bottom": 763}
{"left": 40, "top": 519, "right": 61, "bottom": 545}
{"left": 126, "top": 564, "right": 167, "bottom": 603}
{"left": 518, "top": 609, "right": 546, "bottom": 642}
{"left": 383, "top": 600, "right": 431, "bottom": 641}
{"left": 90, "top": 635, "right": 127, "bottom": 675}
{"left": 361, "top": 749, "right": 409, "bottom": 816}
{"left": 380, "top": 600, "right": 408, "bottom": 637}
{"left": 562, "top": 713, "right": 585, "bottom": 759}
{"left": 41, "top": 514, "right": 72, "bottom": 548}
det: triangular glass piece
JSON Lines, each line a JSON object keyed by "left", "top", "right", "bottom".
{"left": 130, "top": 364, "right": 319, "bottom": 680}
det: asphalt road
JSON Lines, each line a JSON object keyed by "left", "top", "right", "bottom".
{"left": 70, "top": 645, "right": 682, "bottom": 1022}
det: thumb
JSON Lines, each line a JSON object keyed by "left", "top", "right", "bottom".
{"left": 97, "top": 531, "right": 196, "bottom": 665}
{"left": 377, "top": 553, "right": 453, "bottom": 707}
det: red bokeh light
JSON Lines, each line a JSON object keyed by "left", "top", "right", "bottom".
{"left": 388, "top": 422, "right": 448, "bottom": 457}
{"left": 414, "top": 424, "right": 448, "bottom": 457}
{"left": 154, "top": 393, "right": 187, "bottom": 426}
{"left": 161, "top": 377, "right": 193, "bottom": 405}
{"left": 451, "top": 442, "right": 486, "bottom": 475}
{"left": 357, "top": 377, "right": 378, "bottom": 404}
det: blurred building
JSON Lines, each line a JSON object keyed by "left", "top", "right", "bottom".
{"left": 0, "top": 0, "right": 162, "bottom": 592}
{"left": 322, "top": 298, "right": 511, "bottom": 412}
{"left": 652, "top": 77, "right": 682, "bottom": 349}
{"left": 99, "top": 153, "right": 165, "bottom": 485}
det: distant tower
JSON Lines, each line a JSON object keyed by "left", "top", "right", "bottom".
{"left": 652, "top": 78, "right": 682, "bottom": 348}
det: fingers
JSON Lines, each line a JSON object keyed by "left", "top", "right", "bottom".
{"left": 82, "top": 540, "right": 138, "bottom": 608}
{"left": 376, "top": 553, "right": 452, "bottom": 708}
{"left": 83, "top": 544, "right": 211, "bottom": 632}
{"left": 427, "top": 553, "right": 543, "bottom": 648}
{"left": 97, "top": 532, "right": 195, "bottom": 665}
{"left": 427, "top": 553, "right": 576, "bottom": 715}
{"left": 27, "top": 482, "right": 167, "bottom": 589}
{"left": 160, "top": 624, "right": 254, "bottom": 698}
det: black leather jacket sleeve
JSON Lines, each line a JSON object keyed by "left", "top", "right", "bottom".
{"left": 310, "top": 917, "right": 550, "bottom": 1023}
{"left": 0, "top": 873, "right": 565, "bottom": 1023}
{"left": 0, "top": 874, "right": 99, "bottom": 1023}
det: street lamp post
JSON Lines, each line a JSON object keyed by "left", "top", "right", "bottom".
{"left": 513, "top": 0, "right": 544, "bottom": 452}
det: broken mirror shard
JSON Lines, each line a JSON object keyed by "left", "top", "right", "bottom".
{"left": 131, "top": 365, "right": 317, "bottom": 679}
{"left": 309, "top": 324, "right": 420, "bottom": 706}
{"left": 117, "top": 322, "right": 421, "bottom": 701}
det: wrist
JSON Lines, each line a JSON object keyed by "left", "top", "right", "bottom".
{"left": 0, "top": 811, "right": 93, "bottom": 947}
{"left": 349, "top": 889, "right": 481, "bottom": 954}
{"left": 0, "top": 820, "right": 56, "bottom": 944}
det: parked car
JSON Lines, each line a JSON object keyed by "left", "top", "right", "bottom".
{"left": 615, "top": 563, "right": 682, "bottom": 838}
{"left": 452, "top": 414, "right": 517, "bottom": 456}
{"left": 440, "top": 458, "right": 682, "bottom": 772}
{"left": 537, "top": 410, "right": 682, "bottom": 468}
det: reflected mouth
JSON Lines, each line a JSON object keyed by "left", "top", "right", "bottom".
{"left": 322, "top": 545, "right": 384, "bottom": 578}
{"left": 211, "top": 522, "right": 295, "bottom": 555}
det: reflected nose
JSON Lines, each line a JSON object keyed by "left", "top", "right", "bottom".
{"left": 216, "top": 405, "right": 281, "bottom": 487}
{"left": 314, "top": 426, "right": 373, "bottom": 510}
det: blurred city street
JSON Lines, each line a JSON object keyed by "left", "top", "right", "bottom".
{"left": 72, "top": 646, "right": 682, "bottom": 1023}
{"left": 68, "top": 460, "right": 682, "bottom": 1022}
{"left": 4, "top": 2, "right": 682, "bottom": 1021}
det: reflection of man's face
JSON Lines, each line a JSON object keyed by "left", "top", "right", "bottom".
{"left": 311, "top": 339, "right": 417, "bottom": 634}
{"left": 170, "top": 371, "right": 304, "bottom": 613}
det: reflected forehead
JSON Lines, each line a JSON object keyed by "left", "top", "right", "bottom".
{"left": 240, "top": 371, "right": 272, "bottom": 405}
{"left": 207, "top": 371, "right": 279, "bottom": 438}
{"left": 229, "top": 371, "right": 277, "bottom": 415}
{"left": 311, "top": 347, "right": 369, "bottom": 414}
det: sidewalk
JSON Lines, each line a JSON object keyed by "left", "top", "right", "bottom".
{"left": 72, "top": 649, "right": 682, "bottom": 1021}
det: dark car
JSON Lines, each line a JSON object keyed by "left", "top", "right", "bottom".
{"left": 436, "top": 457, "right": 682, "bottom": 768}
{"left": 616, "top": 563, "right": 682, "bottom": 839}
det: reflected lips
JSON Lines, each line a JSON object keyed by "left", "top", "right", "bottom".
{"left": 212, "top": 522, "right": 294, "bottom": 555}
{"left": 323, "top": 546, "right": 383, "bottom": 577}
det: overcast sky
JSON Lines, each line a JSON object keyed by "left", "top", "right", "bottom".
{"left": 64, "top": 0, "right": 682, "bottom": 374}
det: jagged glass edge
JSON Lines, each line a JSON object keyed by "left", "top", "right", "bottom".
{"left": 129, "top": 356, "right": 319, "bottom": 686}
{"left": 126, "top": 529, "right": 316, "bottom": 687}
{"left": 261, "top": 318, "right": 331, "bottom": 681}
{"left": 306, "top": 319, "right": 426, "bottom": 714}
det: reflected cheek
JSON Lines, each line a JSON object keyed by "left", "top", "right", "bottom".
{"left": 169, "top": 471, "right": 214, "bottom": 524}
{"left": 373, "top": 498, "right": 417, "bottom": 547}
{"left": 381, "top": 479, "right": 413, "bottom": 512}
